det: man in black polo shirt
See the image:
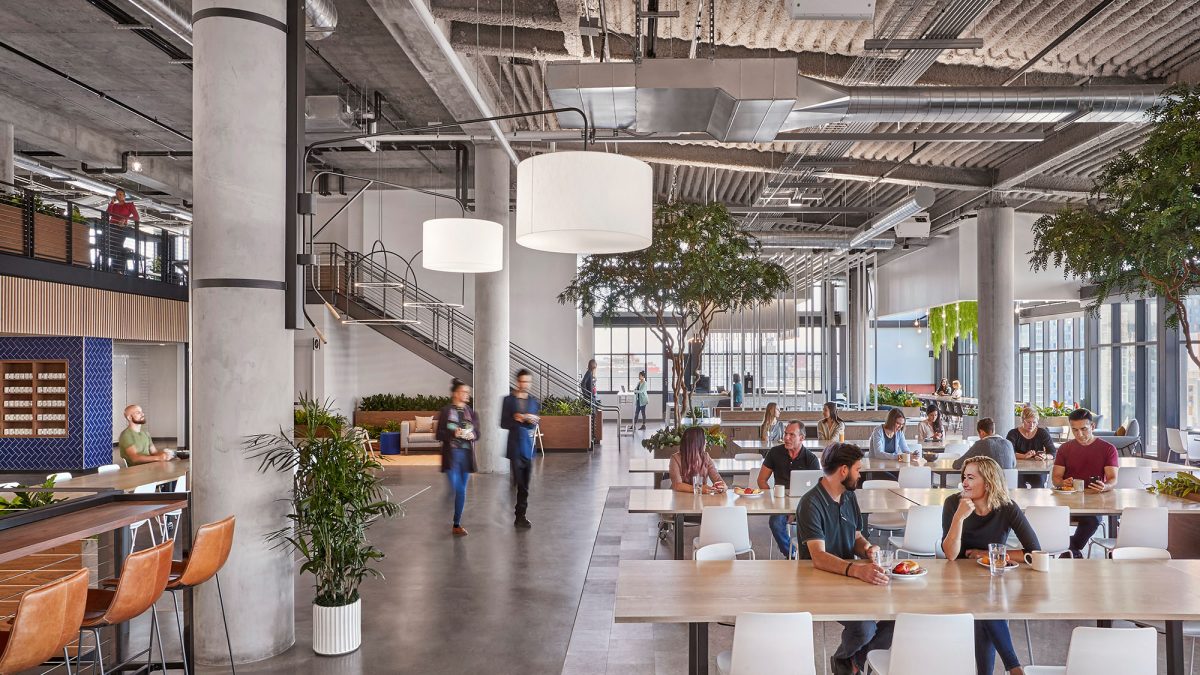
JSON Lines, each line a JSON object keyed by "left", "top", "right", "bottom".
{"left": 756, "top": 421, "right": 820, "bottom": 557}
{"left": 797, "top": 443, "right": 893, "bottom": 675}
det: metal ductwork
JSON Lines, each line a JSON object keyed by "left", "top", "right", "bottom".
{"left": 126, "top": 0, "right": 338, "bottom": 45}
{"left": 756, "top": 234, "right": 895, "bottom": 250}
{"left": 546, "top": 58, "right": 1162, "bottom": 140}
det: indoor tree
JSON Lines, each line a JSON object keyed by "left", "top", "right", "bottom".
{"left": 559, "top": 201, "right": 790, "bottom": 427}
{"left": 1030, "top": 84, "right": 1200, "bottom": 369}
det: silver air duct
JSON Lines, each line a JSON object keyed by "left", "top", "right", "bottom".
{"left": 546, "top": 58, "right": 1162, "bottom": 140}
{"left": 757, "top": 234, "right": 895, "bottom": 250}
{"left": 127, "top": 0, "right": 338, "bottom": 45}
{"left": 849, "top": 187, "right": 936, "bottom": 248}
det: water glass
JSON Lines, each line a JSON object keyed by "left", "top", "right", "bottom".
{"left": 872, "top": 548, "right": 895, "bottom": 571}
{"left": 692, "top": 475, "right": 703, "bottom": 495}
{"left": 988, "top": 543, "right": 1007, "bottom": 576}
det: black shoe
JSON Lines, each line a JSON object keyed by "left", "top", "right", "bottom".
{"left": 639, "top": 425, "right": 646, "bottom": 430}
{"left": 830, "top": 656, "right": 854, "bottom": 675}
{"left": 515, "top": 516, "right": 532, "bottom": 529}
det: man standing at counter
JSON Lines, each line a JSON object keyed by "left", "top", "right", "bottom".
{"left": 119, "top": 404, "right": 170, "bottom": 465}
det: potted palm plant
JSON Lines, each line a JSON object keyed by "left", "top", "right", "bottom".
{"left": 247, "top": 397, "right": 401, "bottom": 655}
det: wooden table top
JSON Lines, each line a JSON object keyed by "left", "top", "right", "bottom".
{"left": 65, "top": 460, "right": 189, "bottom": 492}
{"left": 614, "top": 559, "right": 1200, "bottom": 624}
{"left": 627, "top": 487, "right": 916, "bottom": 516}
{"left": 0, "top": 497, "right": 186, "bottom": 564}
{"left": 891, "top": 487, "right": 1200, "bottom": 515}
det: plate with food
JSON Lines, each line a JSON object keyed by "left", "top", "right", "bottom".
{"left": 732, "top": 486, "right": 765, "bottom": 498}
{"left": 976, "top": 556, "right": 1020, "bottom": 570}
{"left": 1052, "top": 479, "right": 1079, "bottom": 494}
{"left": 890, "top": 560, "right": 927, "bottom": 579}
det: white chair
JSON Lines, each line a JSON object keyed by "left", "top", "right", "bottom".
{"left": 1088, "top": 506, "right": 1168, "bottom": 558}
{"left": 695, "top": 542, "right": 736, "bottom": 561}
{"left": 1025, "top": 626, "right": 1157, "bottom": 675}
{"left": 129, "top": 483, "right": 159, "bottom": 549}
{"left": 888, "top": 505, "right": 941, "bottom": 558}
{"left": 46, "top": 472, "right": 72, "bottom": 483}
{"left": 733, "top": 453, "right": 761, "bottom": 461}
{"left": 944, "top": 441, "right": 968, "bottom": 455}
{"left": 1166, "top": 428, "right": 1188, "bottom": 464}
{"left": 96, "top": 464, "right": 121, "bottom": 474}
{"left": 0, "top": 482, "right": 18, "bottom": 489}
{"left": 1024, "top": 506, "right": 1071, "bottom": 556}
{"left": 1003, "top": 468, "right": 1019, "bottom": 489}
{"left": 733, "top": 454, "right": 763, "bottom": 487}
{"left": 788, "top": 469, "right": 824, "bottom": 497}
{"left": 717, "top": 612, "right": 816, "bottom": 675}
{"left": 693, "top": 506, "right": 755, "bottom": 559}
{"left": 1114, "top": 465, "right": 1153, "bottom": 489}
{"left": 1189, "top": 433, "right": 1200, "bottom": 466}
{"left": 158, "top": 474, "right": 188, "bottom": 540}
{"left": 865, "top": 613, "right": 974, "bottom": 675}
{"left": 863, "top": 480, "right": 906, "bottom": 537}
{"left": 898, "top": 466, "right": 932, "bottom": 489}
{"left": 1111, "top": 546, "right": 1171, "bottom": 560}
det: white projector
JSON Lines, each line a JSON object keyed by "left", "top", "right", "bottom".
{"left": 894, "top": 213, "right": 931, "bottom": 239}
{"left": 787, "top": 0, "right": 875, "bottom": 20}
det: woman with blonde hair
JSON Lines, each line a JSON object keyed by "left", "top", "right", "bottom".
{"left": 942, "top": 456, "right": 1040, "bottom": 675}
{"left": 1006, "top": 406, "right": 1056, "bottom": 488}
{"left": 759, "top": 402, "right": 782, "bottom": 444}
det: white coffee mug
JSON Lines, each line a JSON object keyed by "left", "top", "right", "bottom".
{"left": 1024, "top": 550, "right": 1051, "bottom": 572}
{"left": 773, "top": 485, "right": 786, "bottom": 499}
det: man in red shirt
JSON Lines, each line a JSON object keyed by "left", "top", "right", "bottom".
{"left": 1052, "top": 408, "right": 1118, "bottom": 557}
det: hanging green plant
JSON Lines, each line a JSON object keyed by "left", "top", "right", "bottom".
{"left": 927, "top": 300, "right": 980, "bottom": 360}
{"left": 928, "top": 305, "right": 945, "bottom": 354}
{"left": 958, "top": 301, "right": 978, "bottom": 345}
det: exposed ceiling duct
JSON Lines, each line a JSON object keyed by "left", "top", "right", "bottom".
{"left": 125, "top": 0, "right": 339, "bottom": 46}
{"left": 849, "top": 186, "right": 935, "bottom": 247}
{"left": 546, "top": 58, "right": 1162, "bottom": 141}
{"left": 757, "top": 234, "right": 895, "bottom": 250}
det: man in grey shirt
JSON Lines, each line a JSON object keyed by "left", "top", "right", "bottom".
{"left": 952, "top": 417, "right": 1016, "bottom": 469}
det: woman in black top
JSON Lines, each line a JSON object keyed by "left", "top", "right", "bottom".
{"left": 942, "top": 456, "right": 1040, "bottom": 675}
{"left": 1006, "top": 406, "right": 1057, "bottom": 488}
{"left": 935, "top": 377, "right": 952, "bottom": 396}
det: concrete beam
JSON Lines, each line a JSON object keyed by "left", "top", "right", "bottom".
{"left": 0, "top": 93, "right": 192, "bottom": 199}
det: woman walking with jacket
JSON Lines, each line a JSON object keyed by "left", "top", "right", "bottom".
{"left": 437, "top": 378, "right": 479, "bottom": 536}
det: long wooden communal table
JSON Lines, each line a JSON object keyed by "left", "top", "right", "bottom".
{"left": 66, "top": 459, "right": 189, "bottom": 492}
{"left": 628, "top": 488, "right": 916, "bottom": 560}
{"left": 615, "top": 558, "right": 1200, "bottom": 675}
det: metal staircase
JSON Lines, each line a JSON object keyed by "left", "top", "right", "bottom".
{"left": 306, "top": 242, "right": 580, "bottom": 399}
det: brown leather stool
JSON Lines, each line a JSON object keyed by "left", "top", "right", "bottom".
{"left": 0, "top": 567, "right": 88, "bottom": 675}
{"left": 82, "top": 540, "right": 173, "bottom": 675}
{"left": 165, "top": 516, "right": 236, "bottom": 675}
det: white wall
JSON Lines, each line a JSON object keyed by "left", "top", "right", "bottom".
{"left": 867, "top": 326, "right": 934, "bottom": 387}
{"left": 112, "top": 342, "right": 185, "bottom": 444}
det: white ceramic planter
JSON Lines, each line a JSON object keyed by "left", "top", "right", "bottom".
{"left": 312, "top": 599, "right": 361, "bottom": 656}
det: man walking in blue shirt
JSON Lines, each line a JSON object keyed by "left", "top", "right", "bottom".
{"left": 502, "top": 369, "right": 541, "bottom": 529}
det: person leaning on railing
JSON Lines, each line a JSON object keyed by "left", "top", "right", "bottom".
{"left": 105, "top": 188, "right": 139, "bottom": 274}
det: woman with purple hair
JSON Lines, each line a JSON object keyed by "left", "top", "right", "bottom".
{"left": 667, "top": 426, "right": 726, "bottom": 493}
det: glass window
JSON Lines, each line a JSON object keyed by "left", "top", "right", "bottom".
{"left": 1063, "top": 318, "right": 1074, "bottom": 349}
{"left": 1098, "top": 349, "right": 1112, "bottom": 424}
{"left": 1047, "top": 320, "right": 1058, "bottom": 350}
{"left": 1119, "top": 302, "right": 1137, "bottom": 343}
{"left": 1147, "top": 345, "right": 1157, "bottom": 453}
{"left": 595, "top": 327, "right": 611, "bottom": 355}
{"left": 1020, "top": 324, "right": 1030, "bottom": 349}
{"left": 1118, "top": 346, "right": 1136, "bottom": 424}
{"left": 612, "top": 326, "right": 628, "bottom": 354}
{"left": 1033, "top": 322, "right": 1045, "bottom": 350}
{"left": 629, "top": 326, "right": 646, "bottom": 353}
{"left": 1099, "top": 304, "right": 1112, "bottom": 342}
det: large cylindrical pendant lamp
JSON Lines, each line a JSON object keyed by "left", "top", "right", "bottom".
{"left": 515, "top": 151, "right": 653, "bottom": 254}
{"left": 422, "top": 218, "right": 503, "bottom": 273}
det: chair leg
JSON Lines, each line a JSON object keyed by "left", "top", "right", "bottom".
{"left": 151, "top": 609, "right": 169, "bottom": 674}
{"left": 170, "top": 590, "right": 189, "bottom": 675}
{"left": 90, "top": 627, "right": 105, "bottom": 675}
{"left": 215, "top": 573, "right": 237, "bottom": 674}
{"left": 1025, "top": 619, "right": 1035, "bottom": 665}
{"left": 64, "top": 647, "right": 73, "bottom": 675}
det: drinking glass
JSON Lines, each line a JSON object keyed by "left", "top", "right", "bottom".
{"left": 988, "top": 543, "right": 1007, "bottom": 576}
{"left": 872, "top": 548, "right": 894, "bottom": 571}
{"left": 692, "top": 475, "right": 703, "bottom": 495}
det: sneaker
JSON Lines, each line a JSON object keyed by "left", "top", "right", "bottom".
{"left": 830, "top": 656, "right": 854, "bottom": 675}
{"left": 639, "top": 425, "right": 646, "bottom": 430}
{"left": 452, "top": 526, "right": 468, "bottom": 536}
{"left": 515, "top": 516, "right": 532, "bottom": 529}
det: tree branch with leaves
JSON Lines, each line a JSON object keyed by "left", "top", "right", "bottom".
{"left": 559, "top": 202, "right": 790, "bottom": 427}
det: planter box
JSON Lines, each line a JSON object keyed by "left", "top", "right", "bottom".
{"left": 294, "top": 425, "right": 336, "bottom": 439}
{"left": 313, "top": 599, "right": 361, "bottom": 655}
{"left": 1040, "top": 416, "right": 1070, "bottom": 428}
{"left": 539, "top": 415, "right": 592, "bottom": 451}
{"left": 0, "top": 202, "right": 22, "bottom": 255}
{"left": 354, "top": 410, "right": 440, "bottom": 427}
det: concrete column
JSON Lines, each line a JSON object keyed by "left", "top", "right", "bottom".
{"left": 191, "top": 0, "right": 293, "bottom": 663}
{"left": 0, "top": 123, "right": 13, "bottom": 185}
{"left": 472, "top": 143, "right": 511, "bottom": 473}
{"left": 847, "top": 268, "right": 867, "bottom": 404}
{"left": 976, "top": 203, "right": 1016, "bottom": 425}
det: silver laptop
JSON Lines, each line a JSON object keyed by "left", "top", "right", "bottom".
{"left": 789, "top": 469, "right": 824, "bottom": 497}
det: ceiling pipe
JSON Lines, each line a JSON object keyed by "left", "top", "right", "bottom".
{"left": 125, "top": 0, "right": 338, "bottom": 47}
{"left": 849, "top": 187, "right": 935, "bottom": 247}
{"left": 757, "top": 235, "right": 895, "bottom": 250}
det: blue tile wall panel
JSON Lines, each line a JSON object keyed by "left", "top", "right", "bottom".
{"left": 0, "top": 337, "right": 113, "bottom": 471}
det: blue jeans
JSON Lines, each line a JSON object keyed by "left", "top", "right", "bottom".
{"left": 768, "top": 515, "right": 791, "bottom": 557}
{"left": 633, "top": 403, "right": 647, "bottom": 426}
{"left": 975, "top": 620, "right": 1021, "bottom": 674}
{"left": 448, "top": 448, "right": 471, "bottom": 526}
{"left": 836, "top": 620, "right": 895, "bottom": 668}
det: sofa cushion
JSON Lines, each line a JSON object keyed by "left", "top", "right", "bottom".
{"left": 1126, "top": 419, "right": 1140, "bottom": 438}
{"left": 413, "top": 416, "right": 435, "bottom": 433}
{"left": 1116, "top": 425, "right": 1126, "bottom": 437}
{"left": 406, "top": 432, "right": 437, "bottom": 444}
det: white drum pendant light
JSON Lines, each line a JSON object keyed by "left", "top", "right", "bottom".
{"left": 516, "top": 151, "right": 653, "bottom": 254}
{"left": 422, "top": 218, "right": 503, "bottom": 273}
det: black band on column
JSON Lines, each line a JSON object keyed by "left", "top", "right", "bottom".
{"left": 193, "top": 278, "right": 286, "bottom": 290}
{"left": 193, "top": 8, "right": 287, "bottom": 33}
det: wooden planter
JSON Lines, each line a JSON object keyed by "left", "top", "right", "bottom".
{"left": 354, "top": 410, "right": 440, "bottom": 427}
{"left": 294, "top": 425, "right": 337, "bottom": 438}
{"left": 0, "top": 202, "right": 23, "bottom": 254}
{"left": 539, "top": 415, "right": 592, "bottom": 451}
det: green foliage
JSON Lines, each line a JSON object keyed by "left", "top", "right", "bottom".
{"left": 926, "top": 300, "right": 978, "bottom": 359}
{"left": 559, "top": 202, "right": 790, "bottom": 427}
{"left": 641, "top": 425, "right": 729, "bottom": 451}
{"left": 358, "top": 393, "right": 451, "bottom": 411}
{"left": 0, "top": 477, "right": 65, "bottom": 517}
{"left": 294, "top": 405, "right": 346, "bottom": 433}
{"left": 869, "top": 384, "right": 922, "bottom": 408}
{"left": 0, "top": 191, "right": 66, "bottom": 218}
{"left": 1029, "top": 84, "right": 1200, "bottom": 370}
{"left": 381, "top": 421, "right": 403, "bottom": 434}
{"left": 1014, "top": 401, "right": 1079, "bottom": 418}
{"left": 539, "top": 396, "right": 593, "bottom": 416}
{"left": 248, "top": 397, "right": 401, "bottom": 607}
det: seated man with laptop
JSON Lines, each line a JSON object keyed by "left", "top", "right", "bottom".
{"left": 757, "top": 420, "right": 820, "bottom": 557}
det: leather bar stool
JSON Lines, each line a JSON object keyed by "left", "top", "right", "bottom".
{"left": 0, "top": 567, "right": 88, "bottom": 675}
{"left": 82, "top": 540, "right": 174, "bottom": 675}
{"left": 165, "top": 515, "right": 236, "bottom": 675}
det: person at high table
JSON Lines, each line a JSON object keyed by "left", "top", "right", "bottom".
{"left": 437, "top": 378, "right": 479, "bottom": 537}
{"left": 1052, "top": 408, "right": 1118, "bottom": 558}
{"left": 797, "top": 443, "right": 893, "bottom": 675}
{"left": 935, "top": 377, "right": 952, "bottom": 396}
{"left": 950, "top": 379, "right": 964, "bottom": 397}
{"left": 501, "top": 368, "right": 540, "bottom": 530}
{"left": 942, "top": 456, "right": 1039, "bottom": 675}
{"left": 868, "top": 408, "right": 911, "bottom": 460}
{"left": 668, "top": 426, "right": 726, "bottom": 493}
{"left": 917, "top": 404, "right": 944, "bottom": 442}
{"left": 633, "top": 370, "right": 649, "bottom": 431}
{"left": 759, "top": 401, "right": 783, "bottom": 446}
{"left": 757, "top": 421, "right": 820, "bottom": 557}
{"left": 119, "top": 404, "right": 172, "bottom": 465}
{"left": 1007, "top": 406, "right": 1057, "bottom": 488}
{"left": 817, "top": 401, "right": 845, "bottom": 443}
{"left": 730, "top": 373, "right": 744, "bottom": 408}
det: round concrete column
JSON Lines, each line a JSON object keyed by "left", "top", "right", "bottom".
{"left": 976, "top": 203, "right": 1016, "bottom": 426}
{"left": 472, "top": 143, "right": 511, "bottom": 473}
{"left": 0, "top": 123, "right": 13, "bottom": 184}
{"left": 191, "top": 0, "right": 294, "bottom": 663}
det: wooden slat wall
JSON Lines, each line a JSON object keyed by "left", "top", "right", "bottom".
{"left": 0, "top": 276, "right": 187, "bottom": 342}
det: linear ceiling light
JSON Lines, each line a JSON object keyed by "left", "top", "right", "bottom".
{"left": 422, "top": 218, "right": 503, "bottom": 273}
{"left": 849, "top": 187, "right": 936, "bottom": 248}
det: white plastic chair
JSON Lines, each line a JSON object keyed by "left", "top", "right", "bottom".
{"left": 788, "top": 469, "right": 824, "bottom": 497}
{"left": 96, "top": 464, "right": 121, "bottom": 474}
{"left": 1166, "top": 428, "right": 1188, "bottom": 464}
{"left": 0, "top": 482, "right": 18, "bottom": 489}
{"left": 1025, "top": 626, "right": 1157, "bottom": 675}
{"left": 129, "top": 483, "right": 159, "bottom": 549}
{"left": 693, "top": 506, "right": 755, "bottom": 559}
{"left": 47, "top": 472, "right": 72, "bottom": 483}
{"left": 717, "top": 612, "right": 816, "bottom": 675}
{"left": 888, "top": 505, "right": 940, "bottom": 558}
{"left": 733, "top": 454, "right": 762, "bottom": 488}
{"left": 733, "top": 453, "right": 761, "bottom": 461}
{"left": 1024, "top": 505, "right": 1071, "bottom": 556}
{"left": 865, "top": 613, "right": 974, "bottom": 675}
{"left": 158, "top": 474, "right": 188, "bottom": 540}
{"left": 1003, "top": 468, "right": 1019, "bottom": 489}
{"left": 898, "top": 466, "right": 932, "bottom": 489}
{"left": 1114, "top": 465, "right": 1153, "bottom": 489}
{"left": 1189, "top": 434, "right": 1200, "bottom": 466}
{"left": 863, "top": 480, "right": 905, "bottom": 536}
{"left": 695, "top": 542, "right": 736, "bottom": 561}
{"left": 1111, "top": 547, "right": 1171, "bottom": 560}
{"left": 1088, "top": 506, "right": 1168, "bottom": 558}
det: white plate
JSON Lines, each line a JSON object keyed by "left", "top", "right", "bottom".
{"left": 1052, "top": 487, "right": 1079, "bottom": 495}
{"left": 733, "top": 490, "right": 765, "bottom": 498}
{"left": 890, "top": 567, "right": 927, "bottom": 579}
